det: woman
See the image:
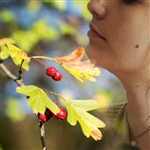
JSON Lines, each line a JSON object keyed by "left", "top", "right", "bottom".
{"left": 86, "top": 0, "right": 150, "bottom": 150}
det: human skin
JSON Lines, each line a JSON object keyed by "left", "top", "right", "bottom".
{"left": 86, "top": 0, "right": 150, "bottom": 149}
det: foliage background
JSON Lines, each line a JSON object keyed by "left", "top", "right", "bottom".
{"left": 0, "top": 1, "right": 126, "bottom": 149}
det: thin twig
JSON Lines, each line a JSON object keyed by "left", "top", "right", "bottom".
{"left": 45, "top": 89, "right": 60, "bottom": 108}
{"left": 39, "top": 121, "right": 47, "bottom": 150}
{"left": 18, "top": 59, "right": 25, "bottom": 80}
{"left": 49, "top": 91, "right": 67, "bottom": 102}
{"left": 32, "top": 58, "right": 47, "bottom": 69}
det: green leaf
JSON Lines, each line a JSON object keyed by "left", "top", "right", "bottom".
{"left": 16, "top": 85, "right": 60, "bottom": 114}
{"left": 77, "top": 115, "right": 91, "bottom": 138}
{"left": 0, "top": 46, "right": 9, "bottom": 60}
{"left": 0, "top": 38, "right": 15, "bottom": 60}
{"left": 65, "top": 99, "right": 106, "bottom": 140}
{"left": 66, "top": 103, "right": 78, "bottom": 126}
{"left": 66, "top": 99, "right": 100, "bottom": 111}
{"left": 6, "top": 43, "right": 20, "bottom": 57}
{"left": 6, "top": 43, "right": 30, "bottom": 70}
{"left": 75, "top": 108, "right": 105, "bottom": 128}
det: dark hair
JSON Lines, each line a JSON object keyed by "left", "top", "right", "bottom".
{"left": 133, "top": 85, "right": 150, "bottom": 140}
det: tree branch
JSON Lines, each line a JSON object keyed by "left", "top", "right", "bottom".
{"left": 39, "top": 121, "right": 47, "bottom": 150}
{"left": 0, "top": 61, "right": 48, "bottom": 150}
{"left": 0, "top": 62, "right": 24, "bottom": 86}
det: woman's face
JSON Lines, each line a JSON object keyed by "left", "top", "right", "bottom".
{"left": 86, "top": 0, "right": 150, "bottom": 74}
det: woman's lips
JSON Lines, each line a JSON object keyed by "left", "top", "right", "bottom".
{"left": 87, "top": 25, "right": 106, "bottom": 41}
{"left": 87, "top": 29, "right": 101, "bottom": 38}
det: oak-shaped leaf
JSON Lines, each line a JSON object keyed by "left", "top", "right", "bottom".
{"left": 53, "top": 47, "right": 101, "bottom": 82}
{"left": 5, "top": 43, "right": 30, "bottom": 70}
{"left": 16, "top": 85, "right": 60, "bottom": 114}
{"left": 65, "top": 99, "right": 106, "bottom": 140}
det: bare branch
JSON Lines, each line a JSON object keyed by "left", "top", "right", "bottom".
{"left": 18, "top": 59, "right": 25, "bottom": 80}
{"left": 39, "top": 121, "right": 47, "bottom": 150}
{"left": 0, "top": 62, "right": 24, "bottom": 86}
{"left": 1, "top": 62, "right": 48, "bottom": 150}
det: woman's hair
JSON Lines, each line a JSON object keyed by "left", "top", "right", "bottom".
{"left": 133, "top": 116, "right": 150, "bottom": 140}
{"left": 133, "top": 84, "right": 150, "bottom": 140}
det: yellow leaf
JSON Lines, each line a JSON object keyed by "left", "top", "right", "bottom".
{"left": 5, "top": 43, "right": 30, "bottom": 70}
{"left": 54, "top": 47, "right": 101, "bottom": 82}
{"left": 6, "top": 43, "right": 30, "bottom": 62}
{"left": 91, "top": 128, "right": 102, "bottom": 141}
{"left": 16, "top": 50, "right": 30, "bottom": 62}
{"left": 0, "top": 38, "right": 15, "bottom": 46}
{"left": 54, "top": 47, "right": 84, "bottom": 63}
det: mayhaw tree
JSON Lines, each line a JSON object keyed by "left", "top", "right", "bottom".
{"left": 0, "top": 38, "right": 106, "bottom": 150}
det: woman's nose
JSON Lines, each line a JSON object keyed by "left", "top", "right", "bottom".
{"left": 87, "top": 0, "right": 107, "bottom": 19}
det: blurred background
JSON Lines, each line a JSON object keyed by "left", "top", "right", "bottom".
{"left": 0, "top": 1, "right": 126, "bottom": 150}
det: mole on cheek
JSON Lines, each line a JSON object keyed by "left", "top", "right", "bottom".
{"left": 135, "top": 44, "right": 139, "bottom": 48}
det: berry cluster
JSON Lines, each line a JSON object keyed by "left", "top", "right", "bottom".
{"left": 37, "top": 66, "right": 65, "bottom": 122}
{"left": 38, "top": 107, "right": 66, "bottom": 122}
{"left": 46, "top": 66, "right": 62, "bottom": 81}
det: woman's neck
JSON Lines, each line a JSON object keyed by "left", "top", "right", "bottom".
{"left": 114, "top": 69, "right": 150, "bottom": 150}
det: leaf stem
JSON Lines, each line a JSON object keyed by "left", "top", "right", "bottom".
{"left": 31, "top": 56, "right": 54, "bottom": 61}
{"left": 49, "top": 92, "right": 60, "bottom": 108}
{"left": 45, "top": 89, "right": 67, "bottom": 104}
{"left": 49, "top": 91, "right": 67, "bottom": 102}
{"left": 32, "top": 58, "right": 47, "bottom": 70}
{"left": 45, "top": 89, "right": 64, "bottom": 107}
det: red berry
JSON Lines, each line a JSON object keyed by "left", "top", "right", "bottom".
{"left": 38, "top": 108, "right": 54, "bottom": 122}
{"left": 52, "top": 71, "right": 62, "bottom": 81}
{"left": 46, "top": 66, "right": 57, "bottom": 77}
{"left": 55, "top": 108, "right": 66, "bottom": 120}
